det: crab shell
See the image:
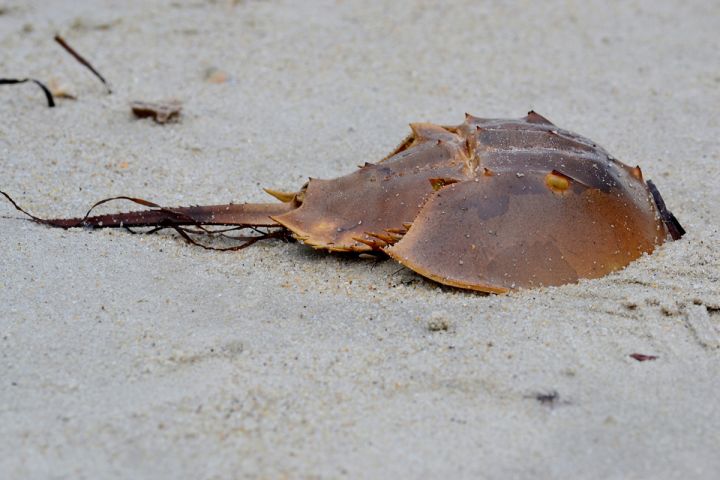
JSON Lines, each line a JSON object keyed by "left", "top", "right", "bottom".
{"left": 271, "top": 112, "right": 674, "bottom": 293}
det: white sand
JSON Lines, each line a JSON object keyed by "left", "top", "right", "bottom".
{"left": 1, "top": 0, "right": 719, "bottom": 478}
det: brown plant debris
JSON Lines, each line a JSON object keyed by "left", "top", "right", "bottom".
{"left": 54, "top": 34, "right": 112, "bottom": 94}
{"left": 0, "top": 78, "right": 55, "bottom": 107}
{"left": 534, "top": 390, "right": 561, "bottom": 407}
{"left": 629, "top": 353, "right": 658, "bottom": 362}
{"left": 130, "top": 100, "right": 182, "bottom": 124}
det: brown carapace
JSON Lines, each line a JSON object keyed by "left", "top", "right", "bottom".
{"left": 2, "top": 112, "right": 684, "bottom": 293}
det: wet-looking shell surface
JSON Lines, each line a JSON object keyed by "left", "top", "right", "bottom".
{"left": 2, "top": 112, "right": 684, "bottom": 293}
{"left": 271, "top": 112, "right": 682, "bottom": 292}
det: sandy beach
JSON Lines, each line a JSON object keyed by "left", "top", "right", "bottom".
{"left": 1, "top": 0, "right": 719, "bottom": 478}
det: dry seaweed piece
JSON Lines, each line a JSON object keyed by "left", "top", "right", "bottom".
{"left": 54, "top": 34, "right": 112, "bottom": 94}
{"left": 0, "top": 35, "right": 108, "bottom": 107}
{"left": 0, "top": 78, "right": 55, "bottom": 107}
{"left": 1, "top": 112, "right": 685, "bottom": 293}
{"left": 130, "top": 100, "right": 182, "bottom": 123}
{"left": 629, "top": 353, "right": 658, "bottom": 362}
{"left": 535, "top": 391, "right": 560, "bottom": 406}
{"left": 647, "top": 180, "right": 684, "bottom": 240}
{"left": 47, "top": 77, "right": 77, "bottom": 100}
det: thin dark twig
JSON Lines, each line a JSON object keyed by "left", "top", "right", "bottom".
{"left": 368, "top": 255, "right": 385, "bottom": 270}
{"left": 182, "top": 228, "right": 273, "bottom": 242}
{"left": 143, "top": 226, "right": 168, "bottom": 235}
{"left": 0, "top": 78, "right": 55, "bottom": 107}
{"left": 54, "top": 34, "right": 112, "bottom": 94}
{"left": 390, "top": 266, "right": 407, "bottom": 276}
{"left": 178, "top": 225, "right": 266, "bottom": 237}
{"left": 139, "top": 222, "right": 283, "bottom": 250}
{"left": 647, "top": 180, "right": 685, "bottom": 240}
{"left": 189, "top": 225, "right": 246, "bottom": 234}
{"left": 169, "top": 224, "right": 285, "bottom": 252}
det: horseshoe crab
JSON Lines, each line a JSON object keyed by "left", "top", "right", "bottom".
{"left": 2, "top": 112, "right": 684, "bottom": 293}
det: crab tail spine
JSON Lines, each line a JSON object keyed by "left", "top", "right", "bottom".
{"left": 1, "top": 191, "right": 293, "bottom": 229}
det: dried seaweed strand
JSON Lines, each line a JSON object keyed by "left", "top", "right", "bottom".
{"left": 0, "top": 78, "right": 55, "bottom": 107}
{"left": 629, "top": 353, "right": 657, "bottom": 362}
{"left": 647, "top": 180, "right": 685, "bottom": 240}
{"left": 54, "top": 34, "right": 112, "bottom": 94}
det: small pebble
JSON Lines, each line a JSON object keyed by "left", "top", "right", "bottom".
{"left": 205, "top": 67, "right": 229, "bottom": 84}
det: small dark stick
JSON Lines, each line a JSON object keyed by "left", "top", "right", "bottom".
{"left": 535, "top": 391, "right": 560, "bottom": 406}
{"left": 630, "top": 353, "right": 658, "bottom": 362}
{"left": 647, "top": 180, "right": 685, "bottom": 240}
{"left": 54, "top": 34, "right": 112, "bottom": 94}
{"left": 0, "top": 78, "right": 55, "bottom": 107}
